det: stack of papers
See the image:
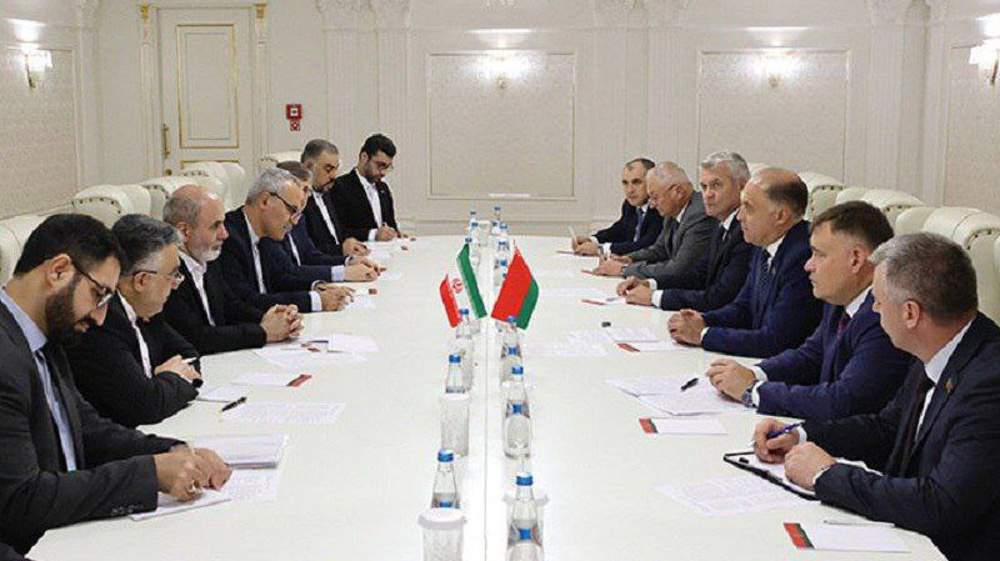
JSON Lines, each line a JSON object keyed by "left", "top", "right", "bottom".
{"left": 728, "top": 452, "right": 816, "bottom": 498}
{"left": 188, "top": 434, "right": 288, "bottom": 468}
{"left": 196, "top": 384, "right": 248, "bottom": 403}
{"left": 222, "top": 402, "right": 346, "bottom": 425}
{"left": 606, "top": 376, "right": 695, "bottom": 396}
{"left": 656, "top": 475, "right": 808, "bottom": 517}
{"left": 638, "top": 383, "right": 747, "bottom": 415}
{"left": 131, "top": 490, "right": 230, "bottom": 521}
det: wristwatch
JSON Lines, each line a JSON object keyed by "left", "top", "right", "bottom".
{"left": 741, "top": 382, "right": 759, "bottom": 408}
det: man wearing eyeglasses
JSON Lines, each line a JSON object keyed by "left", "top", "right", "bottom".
{"left": 217, "top": 168, "right": 352, "bottom": 314}
{"left": 331, "top": 133, "right": 405, "bottom": 241}
{"left": 67, "top": 214, "right": 202, "bottom": 428}
{"left": 0, "top": 214, "right": 230, "bottom": 556}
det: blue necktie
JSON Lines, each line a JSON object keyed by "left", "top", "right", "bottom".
{"left": 634, "top": 207, "right": 644, "bottom": 242}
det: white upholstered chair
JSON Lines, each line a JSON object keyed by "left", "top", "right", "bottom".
{"left": 834, "top": 186, "right": 869, "bottom": 204}
{"left": 799, "top": 172, "right": 845, "bottom": 220}
{"left": 0, "top": 214, "right": 45, "bottom": 284}
{"left": 72, "top": 185, "right": 138, "bottom": 227}
{"left": 858, "top": 189, "right": 924, "bottom": 226}
{"left": 921, "top": 209, "right": 1000, "bottom": 322}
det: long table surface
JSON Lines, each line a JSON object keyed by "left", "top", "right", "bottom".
{"left": 34, "top": 235, "right": 944, "bottom": 560}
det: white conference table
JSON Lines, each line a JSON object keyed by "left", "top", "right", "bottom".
{"left": 34, "top": 235, "right": 944, "bottom": 560}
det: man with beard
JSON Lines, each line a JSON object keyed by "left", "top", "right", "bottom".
{"left": 66, "top": 215, "right": 201, "bottom": 428}
{"left": 0, "top": 214, "right": 230, "bottom": 556}
{"left": 162, "top": 184, "right": 302, "bottom": 355}
{"left": 300, "top": 139, "right": 369, "bottom": 257}
{"left": 332, "top": 133, "right": 405, "bottom": 241}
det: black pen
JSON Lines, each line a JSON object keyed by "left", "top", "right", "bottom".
{"left": 220, "top": 396, "right": 247, "bottom": 413}
{"left": 680, "top": 377, "right": 699, "bottom": 392}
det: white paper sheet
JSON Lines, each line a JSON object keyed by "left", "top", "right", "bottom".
{"left": 606, "top": 376, "right": 695, "bottom": 396}
{"left": 188, "top": 434, "right": 288, "bottom": 468}
{"left": 320, "top": 333, "right": 379, "bottom": 353}
{"left": 796, "top": 523, "right": 909, "bottom": 553}
{"left": 343, "top": 295, "right": 376, "bottom": 311}
{"left": 231, "top": 371, "right": 304, "bottom": 387}
{"left": 222, "top": 402, "right": 346, "bottom": 425}
{"left": 196, "top": 384, "right": 248, "bottom": 403}
{"left": 623, "top": 340, "right": 688, "bottom": 352}
{"left": 252, "top": 348, "right": 367, "bottom": 371}
{"left": 522, "top": 341, "right": 608, "bottom": 358}
{"left": 378, "top": 271, "right": 402, "bottom": 281}
{"left": 655, "top": 476, "right": 807, "bottom": 517}
{"left": 604, "top": 327, "right": 659, "bottom": 342}
{"left": 544, "top": 287, "right": 606, "bottom": 300}
{"left": 131, "top": 490, "right": 230, "bottom": 521}
{"left": 648, "top": 418, "right": 727, "bottom": 435}
{"left": 582, "top": 295, "right": 627, "bottom": 306}
{"left": 566, "top": 329, "right": 614, "bottom": 345}
{"left": 638, "top": 383, "right": 747, "bottom": 415}
{"left": 222, "top": 469, "right": 281, "bottom": 503}
{"left": 533, "top": 270, "right": 575, "bottom": 279}
{"left": 730, "top": 453, "right": 816, "bottom": 498}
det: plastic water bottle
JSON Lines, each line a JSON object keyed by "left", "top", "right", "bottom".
{"left": 494, "top": 260, "right": 508, "bottom": 292}
{"left": 501, "top": 345, "right": 522, "bottom": 384}
{"left": 503, "top": 365, "right": 530, "bottom": 418}
{"left": 492, "top": 205, "right": 502, "bottom": 236}
{"left": 431, "top": 449, "right": 460, "bottom": 508}
{"left": 503, "top": 402, "right": 532, "bottom": 459}
{"left": 500, "top": 315, "right": 522, "bottom": 358}
{"left": 499, "top": 222, "right": 510, "bottom": 249}
{"left": 507, "top": 473, "right": 542, "bottom": 549}
{"left": 455, "top": 310, "right": 475, "bottom": 390}
{"left": 468, "top": 209, "right": 478, "bottom": 239}
{"left": 496, "top": 239, "right": 511, "bottom": 268}
{"left": 466, "top": 236, "right": 480, "bottom": 269}
{"left": 445, "top": 353, "right": 467, "bottom": 394}
{"left": 506, "top": 529, "right": 541, "bottom": 561}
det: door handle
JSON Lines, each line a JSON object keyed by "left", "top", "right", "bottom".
{"left": 161, "top": 123, "right": 171, "bottom": 159}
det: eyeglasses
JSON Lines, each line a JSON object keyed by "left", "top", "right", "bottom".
{"left": 134, "top": 269, "right": 185, "bottom": 286}
{"left": 373, "top": 161, "right": 394, "bottom": 173}
{"left": 71, "top": 260, "right": 115, "bottom": 308}
{"left": 271, "top": 192, "right": 303, "bottom": 222}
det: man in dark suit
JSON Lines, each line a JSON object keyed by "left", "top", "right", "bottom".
{"left": 619, "top": 151, "right": 753, "bottom": 312}
{"left": 669, "top": 168, "right": 823, "bottom": 358}
{"left": 571, "top": 158, "right": 662, "bottom": 256}
{"left": 1, "top": 542, "right": 26, "bottom": 561}
{"left": 0, "top": 214, "right": 229, "bottom": 555}
{"left": 162, "top": 184, "right": 302, "bottom": 355}
{"left": 299, "top": 139, "right": 369, "bottom": 258}
{"left": 216, "top": 168, "right": 352, "bottom": 313}
{"left": 331, "top": 133, "right": 404, "bottom": 241}
{"left": 707, "top": 201, "right": 910, "bottom": 420}
{"left": 591, "top": 161, "right": 716, "bottom": 291}
{"left": 755, "top": 233, "right": 1000, "bottom": 561}
{"left": 67, "top": 215, "right": 201, "bottom": 428}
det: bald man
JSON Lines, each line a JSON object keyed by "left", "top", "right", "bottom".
{"left": 669, "top": 168, "right": 823, "bottom": 361}
{"left": 591, "top": 161, "right": 716, "bottom": 291}
{"left": 161, "top": 184, "right": 302, "bottom": 355}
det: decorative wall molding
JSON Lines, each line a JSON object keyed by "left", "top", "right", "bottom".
{"left": 371, "top": 0, "right": 409, "bottom": 30}
{"left": 593, "top": 0, "right": 635, "bottom": 28}
{"left": 138, "top": 4, "right": 157, "bottom": 176}
{"left": 643, "top": 0, "right": 692, "bottom": 28}
{"left": 925, "top": 0, "right": 948, "bottom": 24}
{"left": 316, "top": 0, "right": 369, "bottom": 30}
{"left": 253, "top": 2, "right": 270, "bottom": 161}
{"left": 866, "top": 0, "right": 915, "bottom": 25}
{"left": 75, "top": 0, "right": 101, "bottom": 29}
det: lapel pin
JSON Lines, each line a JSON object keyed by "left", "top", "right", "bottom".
{"left": 945, "top": 378, "right": 955, "bottom": 394}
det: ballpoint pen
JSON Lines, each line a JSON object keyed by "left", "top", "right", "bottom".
{"left": 680, "top": 377, "right": 699, "bottom": 392}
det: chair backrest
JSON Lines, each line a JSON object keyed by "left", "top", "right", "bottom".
{"left": 921, "top": 207, "right": 981, "bottom": 239}
{"left": 799, "top": 171, "right": 845, "bottom": 220}
{"left": 118, "top": 184, "right": 152, "bottom": 216}
{"left": 260, "top": 151, "right": 302, "bottom": 170}
{"left": 944, "top": 211, "right": 1000, "bottom": 323}
{"left": 181, "top": 161, "right": 230, "bottom": 190}
{"left": 72, "top": 185, "right": 135, "bottom": 227}
{"left": 220, "top": 162, "right": 249, "bottom": 210}
{"left": 0, "top": 215, "right": 45, "bottom": 284}
{"left": 178, "top": 174, "right": 228, "bottom": 204}
{"left": 747, "top": 162, "right": 770, "bottom": 176}
{"left": 859, "top": 189, "right": 924, "bottom": 226}
{"left": 894, "top": 206, "right": 936, "bottom": 235}
{"left": 141, "top": 176, "right": 196, "bottom": 219}
{"left": 834, "top": 186, "right": 869, "bottom": 204}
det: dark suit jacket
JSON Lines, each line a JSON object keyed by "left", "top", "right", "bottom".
{"left": 755, "top": 293, "right": 911, "bottom": 421}
{"left": 217, "top": 208, "right": 317, "bottom": 312}
{"left": 303, "top": 190, "right": 345, "bottom": 256}
{"left": 622, "top": 191, "right": 717, "bottom": 288}
{"left": 0, "top": 542, "right": 25, "bottom": 561}
{"left": 331, "top": 169, "right": 397, "bottom": 241}
{"left": 257, "top": 220, "right": 345, "bottom": 292}
{"left": 0, "top": 303, "right": 180, "bottom": 554}
{"left": 658, "top": 218, "right": 752, "bottom": 312}
{"left": 162, "top": 259, "right": 267, "bottom": 355}
{"left": 66, "top": 294, "right": 199, "bottom": 428}
{"left": 701, "top": 220, "right": 823, "bottom": 358}
{"left": 805, "top": 313, "right": 1000, "bottom": 561}
{"left": 593, "top": 200, "right": 662, "bottom": 255}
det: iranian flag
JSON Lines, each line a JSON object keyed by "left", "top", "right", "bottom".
{"left": 491, "top": 248, "right": 539, "bottom": 329}
{"left": 456, "top": 244, "right": 487, "bottom": 318}
{"left": 439, "top": 274, "right": 460, "bottom": 327}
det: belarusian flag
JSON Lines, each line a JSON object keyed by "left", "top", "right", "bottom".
{"left": 456, "top": 244, "right": 487, "bottom": 318}
{"left": 491, "top": 248, "right": 538, "bottom": 329}
{"left": 439, "top": 274, "right": 460, "bottom": 327}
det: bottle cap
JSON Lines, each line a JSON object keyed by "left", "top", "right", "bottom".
{"left": 517, "top": 528, "right": 533, "bottom": 541}
{"left": 459, "top": 308, "right": 469, "bottom": 316}
{"left": 438, "top": 449, "right": 454, "bottom": 462}
{"left": 465, "top": 236, "right": 472, "bottom": 242}
{"left": 507, "top": 315, "right": 516, "bottom": 322}
{"left": 512, "top": 365, "right": 524, "bottom": 375}
{"left": 449, "top": 354, "right": 461, "bottom": 363}
{"left": 515, "top": 472, "right": 533, "bottom": 486}
{"left": 511, "top": 403, "right": 523, "bottom": 414}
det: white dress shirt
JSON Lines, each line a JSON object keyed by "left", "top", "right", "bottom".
{"left": 311, "top": 189, "right": 340, "bottom": 245}
{"left": 119, "top": 294, "right": 153, "bottom": 379}
{"left": 592, "top": 202, "right": 650, "bottom": 255}
{"left": 179, "top": 251, "right": 215, "bottom": 326}
{"left": 286, "top": 233, "right": 345, "bottom": 282}
{"left": 0, "top": 289, "right": 78, "bottom": 470}
{"left": 651, "top": 210, "right": 736, "bottom": 305}
{"left": 357, "top": 169, "right": 383, "bottom": 241}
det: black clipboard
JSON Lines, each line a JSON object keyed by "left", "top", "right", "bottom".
{"left": 723, "top": 451, "right": 818, "bottom": 501}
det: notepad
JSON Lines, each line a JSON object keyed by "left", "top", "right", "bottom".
{"left": 131, "top": 489, "right": 230, "bottom": 521}
{"left": 196, "top": 384, "right": 247, "bottom": 403}
{"left": 785, "top": 522, "right": 909, "bottom": 553}
{"left": 604, "top": 326, "right": 659, "bottom": 342}
{"left": 223, "top": 469, "right": 281, "bottom": 503}
{"left": 724, "top": 451, "right": 816, "bottom": 498}
{"left": 188, "top": 434, "right": 288, "bottom": 468}
{"left": 222, "top": 402, "right": 346, "bottom": 425}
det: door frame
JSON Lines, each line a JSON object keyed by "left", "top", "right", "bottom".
{"left": 137, "top": 1, "right": 269, "bottom": 177}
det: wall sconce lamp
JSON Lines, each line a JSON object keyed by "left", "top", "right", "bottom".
{"left": 758, "top": 51, "right": 797, "bottom": 88}
{"left": 969, "top": 40, "right": 1000, "bottom": 86}
{"left": 21, "top": 44, "right": 52, "bottom": 90}
{"left": 480, "top": 51, "right": 532, "bottom": 90}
